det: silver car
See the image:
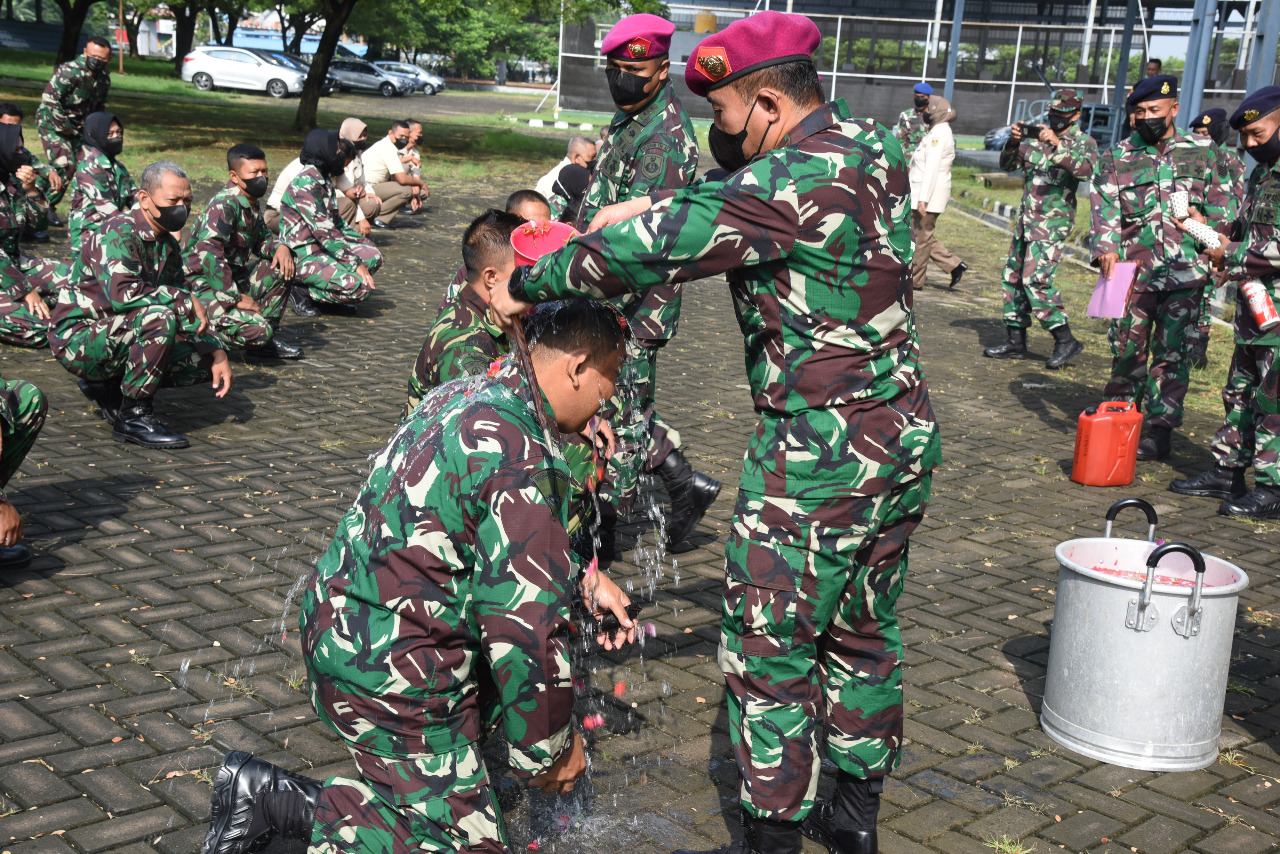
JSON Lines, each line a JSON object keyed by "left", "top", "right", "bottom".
{"left": 181, "top": 45, "right": 307, "bottom": 98}
{"left": 373, "top": 61, "right": 443, "bottom": 94}
{"left": 327, "top": 59, "right": 412, "bottom": 97}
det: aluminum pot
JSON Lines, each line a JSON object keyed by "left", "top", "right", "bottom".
{"left": 1041, "top": 498, "right": 1249, "bottom": 772}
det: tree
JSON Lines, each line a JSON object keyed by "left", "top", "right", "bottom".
{"left": 52, "top": 0, "right": 105, "bottom": 64}
{"left": 293, "top": 0, "right": 364, "bottom": 131}
{"left": 120, "top": 0, "right": 154, "bottom": 57}
{"left": 167, "top": 1, "right": 203, "bottom": 73}
{"left": 206, "top": 0, "right": 248, "bottom": 45}
{"left": 276, "top": 0, "right": 321, "bottom": 53}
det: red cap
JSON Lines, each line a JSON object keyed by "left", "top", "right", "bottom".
{"left": 601, "top": 14, "right": 675, "bottom": 60}
{"left": 685, "top": 11, "right": 821, "bottom": 99}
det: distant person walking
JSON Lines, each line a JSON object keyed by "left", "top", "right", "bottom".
{"left": 909, "top": 95, "right": 966, "bottom": 290}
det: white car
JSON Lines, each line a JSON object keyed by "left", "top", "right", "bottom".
{"left": 181, "top": 45, "right": 306, "bottom": 98}
{"left": 374, "top": 61, "right": 444, "bottom": 95}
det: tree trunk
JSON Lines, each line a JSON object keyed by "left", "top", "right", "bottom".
{"left": 286, "top": 12, "right": 312, "bottom": 53}
{"left": 171, "top": 3, "right": 201, "bottom": 75}
{"left": 35, "top": 0, "right": 44, "bottom": 23}
{"left": 208, "top": 3, "right": 223, "bottom": 45}
{"left": 224, "top": 7, "right": 241, "bottom": 45}
{"left": 54, "top": 0, "right": 102, "bottom": 65}
{"left": 125, "top": 14, "right": 142, "bottom": 57}
{"left": 294, "top": 0, "right": 362, "bottom": 132}
{"left": 275, "top": 2, "right": 289, "bottom": 50}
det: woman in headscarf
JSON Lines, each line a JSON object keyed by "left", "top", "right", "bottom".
{"left": 909, "top": 95, "right": 967, "bottom": 290}
{"left": 67, "top": 111, "right": 137, "bottom": 254}
{"left": 549, "top": 163, "right": 590, "bottom": 222}
{"left": 279, "top": 128, "right": 383, "bottom": 314}
{"left": 335, "top": 117, "right": 379, "bottom": 233}
{"left": 0, "top": 123, "right": 69, "bottom": 348}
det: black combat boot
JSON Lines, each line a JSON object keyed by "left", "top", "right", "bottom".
{"left": 654, "top": 449, "right": 721, "bottom": 551}
{"left": 247, "top": 321, "right": 304, "bottom": 360}
{"left": 0, "top": 544, "right": 33, "bottom": 570}
{"left": 1219, "top": 485, "right": 1280, "bottom": 520}
{"left": 1045, "top": 324, "right": 1084, "bottom": 369}
{"left": 673, "top": 811, "right": 802, "bottom": 854}
{"left": 1136, "top": 425, "right": 1172, "bottom": 461}
{"left": 1170, "top": 465, "right": 1247, "bottom": 500}
{"left": 77, "top": 379, "right": 124, "bottom": 425}
{"left": 202, "top": 751, "right": 322, "bottom": 854}
{"left": 113, "top": 396, "right": 190, "bottom": 450}
{"left": 949, "top": 261, "right": 968, "bottom": 289}
{"left": 47, "top": 208, "right": 63, "bottom": 228}
{"left": 594, "top": 501, "right": 618, "bottom": 562}
{"left": 983, "top": 327, "right": 1028, "bottom": 359}
{"left": 801, "top": 772, "right": 881, "bottom": 854}
{"left": 1188, "top": 336, "right": 1209, "bottom": 371}
{"left": 289, "top": 285, "right": 320, "bottom": 317}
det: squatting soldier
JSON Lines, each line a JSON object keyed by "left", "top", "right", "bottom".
{"left": 67, "top": 112, "right": 136, "bottom": 254}
{"left": 1172, "top": 87, "right": 1280, "bottom": 520}
{"left": 984, "top": 88, "right": 1096, "bottom": 368}
{"left": 577, "top": 12, "right": 719, "bottom": 555}
{"left": 201, "top": 300, "right": 638, "bottom": 854}
{"left": 0, "top": 102, "right": 63, "bottom": 237}
{"left": 280, "top": 129, "right": 382, "bottom": 314}
{"left": 0, "top": 124, "right": 68, "bottom": 348}
{"left": 1186, "top": 107, "right": 1248, "bottom": 370}
{"left": 1091, "top": 75, "right": 1232, "bottom": 462}
{"left": 0, "top": 371, "right": 47, "bottom": 570}
{"left": 893, "top": 81, "right": 931, "bottom": 153}
{"left": 491, "top": 13, "right": 942, "bottom": 854}
{"left": 52, "top": 161, "right": 232, "bottom": 450}
{"left": 184, "top": 143, "right": 302, "bottom": 361}
{"left": 35, "top": 36, "right": 111, "bottom": 218}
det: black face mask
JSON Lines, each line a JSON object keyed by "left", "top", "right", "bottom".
{"left": 355, "top": 138, "right": 371, "bottom": 151}
{"left": 241, "top": 175, "right": 269, "bottom": 199}
{"left": 393, "top": 137, "right": 408, "bottom": 150}
{"left": 102, "top": 136, "right": 123, "bottom": 158}
{"left": 708, "top": 100, "right": 763, "bottom": 173}
{"left": 1135, "top": 115, "right": 1168, "bottom": 145}
{"left": 1047, "top": 114, "right": 1074, "bottom": 133}
{"left": 913, "top": 96, "right": 929, "bottom": 108}
{"left": 85, "top": 55, "right": 108, "bottom": 74}
{"left": 151, "top": 201, "right": 189, "bottom": 233}
{"left": 605, "top": 67, "right": 652, "bottom": 108}
{"left": 1207, "top": 122, "right": 1230, "bottom": 146}
{"left": 1248, "top": 129, "right": 1280, "bottom": 165}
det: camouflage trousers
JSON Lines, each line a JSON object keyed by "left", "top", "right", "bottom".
{"left": 1104, "top": 287, "right": 1199, "bottom": 430}
{"left": 601, "top": 341, "right": 679, "bottom": 513}
{"left": 309, "top": 744, "right": 507, "bottom": 854}
{"left": 1001, "top": 233, "right": 1068, "bottom": 331}
{"left": 0, "top": 378, "right": 47, "bottom": 488}
{"left": 192, "top": 259, "right": 289, "bottom": 349}
{"left": 36, "top": 127, "right": 77, "bottom": 206}
{"left": 1210, "top": 342, "right": 1280, "bottom": 488}
{"left": 1186, "top": 282, "right": 1217, "bottom": 352}
{"left": 293, "top": 243, "right": 383, "bottom": 305}
{"left": 51, "top": 307, "right": 213, "bottom": 399}
{"left": 0, "top": 255, "right": 69, "bottom": 348}
{"left": 719, "top": 476, "right": 931, "bottom": 821}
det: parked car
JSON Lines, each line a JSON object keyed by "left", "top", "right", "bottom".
{"left": 252, "top": 49, "right": 337, "bottom": 96}
{"left": 373, "top": 61, "right": 444, "bottom": 94}
{"left": 327, "top": 59, "right": 412, "bottom": 97}
{"left": 182, "top": 45, "right": 307, "bottom": 98}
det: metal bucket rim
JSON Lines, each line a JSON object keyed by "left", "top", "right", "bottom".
{"left": 1055, "top": 537, "right": 1250, "bottom": 596}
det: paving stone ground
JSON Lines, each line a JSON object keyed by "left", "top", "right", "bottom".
{"left": 0, "top": 177, "right": 1276, "bottom": 854}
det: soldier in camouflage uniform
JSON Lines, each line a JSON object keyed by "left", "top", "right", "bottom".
{"left": 281, "top": 129, "right": 382, "bottom": 313}
{"left": 984, "top": 89, "right": 1096, "bottom": 368}
{"left": 201, "top": 300, "right": 638, "bottom": 854}
{"left": 491, "top": 14, "right": 942, "bottom": 854}
{"left": 0, "top": 371, "right": 47, "bottom": 570}
{"left": 1186, "top": 107, "right": 1249, "bottom": 370}
{"left": 1172, "top": 88, "right": 1280, "bottom": 519}
{"left": 576, "top": 13, "right": 720, "bottom": 554}
{"left": 439, "top": 191, "right": 547, "bottom": 308}
{"left": 184, "top": 143, "right": 301, "bottom": 360}
{"left": 893, "top": 82, "right": 931, "bottom": 154}
{"left": 1090, "top": 75, "right": 1232, "bottom": 461}
{"left": 35, "top": 37, "right": 111, "bottom": 213}
{"left": 0, "top": 102, "right": 63, "bottom": 237}
{"left": 0, "top": 124, "right": 68, "bottom": 348}
{"left": 51, "top": 161, "right": 232, "bottom": 451}
{"left": 67, "top": 112, "right": 136, "bottom": 254}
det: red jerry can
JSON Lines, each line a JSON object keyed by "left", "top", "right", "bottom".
{"left": 1071, "top": 402, "right": 1143, "bottom": 487}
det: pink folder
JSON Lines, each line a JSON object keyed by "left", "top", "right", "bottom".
{"left": 1087, "top": 262, "right": 1137, "bottom": 319}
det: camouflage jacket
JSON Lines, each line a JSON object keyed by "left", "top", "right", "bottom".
{"left": 520, "top": 99, "right": 941, "bottom": 499}
{"left": 68, "top": 148, "right": 137, "bottom": 252}
{"left": 1090, "top": 129, "right": 1234, "bottom": 290}
{"left": 36, "top": 56, "right": 110, "bottom": 139}
{"left": 1225, "top": 160, "right": 1280, "bottom": 345}
{"left": 1000, "top": 125, "right": 1097, "bottom": 242}
{"left": 576, "top": 82, "right": 698, "bottom": 342}
{"left": 50, "top": 206, "right": 221, "bottom": 354}
{"left": 1220, "top": 145, "right": 1248, "bottom": 197}
{"left": 0, "top": 173, "right": 47, "bottom": 297}
{"left": 280, "top": 164, "right": 373, "bottom": 267}
{"left": 183, "top": 180, "right": 278, "bottom": 309}
{"left": 894, "top": 107, "right": 927, "bottom": 154}
{"left": 407, "top": 284, "right": 509, "bottom": 416}
{"left": 300, "top": 364, "right": 576, "bottom": 775}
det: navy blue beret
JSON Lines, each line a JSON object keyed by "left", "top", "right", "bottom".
{"left": 1127, "top": 74, "right": 1178, "bottom": 106}
{"left": 1191, "top": 108, "right": 1227, "bottom": 129}
{"left": 1230, "top": 86, "right": 1280, "bottom": 130}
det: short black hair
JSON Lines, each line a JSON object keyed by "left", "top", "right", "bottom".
{"left": 390, "top": 119, "right": 411, "bottom": 132}
{"left": 505, "top": 189, "right": 549, "bottom": 216}
{"left": 227, "top": 142, "right": 266, "bottom": 170}
{"left": 0, "top": 102, "right": 22, "bottom": 119}
{"left": 404, "top": 118, "right": 422, "bottom": 127}
{"left": 462, "top": 208, "right": 523, "bottom": 279}
{"left": 86, "top": 36, "right": 111, "bottom": 50}
{"left": 1147, "top": 58, "right": 1162, "bottom": 69}
{"left": 728, "top": 59, "right": 825, "bottom": 108}
{"left": 526, "top": 298, "right": 630, "bottom": 368}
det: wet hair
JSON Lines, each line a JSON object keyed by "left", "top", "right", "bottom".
{"left": 86, "top": 36, "right": 111, "bottom": 50}
{"left": 139, "top": 160, "right": 187, "bottom": 194}
{"left": 227, "top": 142, "right": 266, "bottom": 170}
{"left": 728, "top": 60, "right": 824, "bottom": 108}
{"left": 462, "top": 208, "right": 523, "bottom": 279}
{"left": 0, "top": 102, "right": 22, "bottom": 120}
{"left": 390, "top": 119, "right": 411, "bottom": 133}
{"left": 526, "top": 298, "right": 630, "bottom": 367}
{"left": 505, "top": 189, "right": 549, "bottom": 215}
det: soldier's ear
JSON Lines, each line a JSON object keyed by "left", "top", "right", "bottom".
{"left": 656, "top": 58, "right": 671, "bottom": 83}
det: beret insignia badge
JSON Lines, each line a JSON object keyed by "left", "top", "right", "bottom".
{"left": 696, "top": 48, "right": 730, "bottom": 82}
{"left": 626, "top": 38, "right": 651, "bottom": 58}
{"left": 1244, "top": 109, "right": 1260, "bottom": 122}
{"left": 1160, "top": 81, "right": 1170, "bottom": 94}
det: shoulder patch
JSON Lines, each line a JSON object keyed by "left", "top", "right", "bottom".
{"left": 640, "top": 149, "right": 665, "bottom": 179}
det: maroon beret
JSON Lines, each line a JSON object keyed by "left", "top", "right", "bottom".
{"left": 684, "top": 11, "right": 821, "bottom": 99}
{"left": 600, "top": 14, "right": 674, "bottom": 60}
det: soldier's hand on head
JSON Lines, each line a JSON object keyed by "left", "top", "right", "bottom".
{"left": 0, "top": 498, "right": 22, "bottom": 550}
{"left": 582, "top": 569, "right": 635, "bottom": 650}
{"left": 531, "top": 731, "right": 586, "bottom": 796}
{"left": 273, "top": 245, "right": 295, "bottom": 280}
{"left": 189, "top": 295, "right": 210, "bottom": 336}
{"left": 210, "top": 350, "right": 233, "bottom": 398}
{"left": 588, "top": 196, "right": 653, "bottom": 233}
{"left": 22, "top": 289, "right": 49, "bottom": 321}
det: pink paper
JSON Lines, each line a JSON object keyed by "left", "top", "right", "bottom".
{"left": 1087, "top": 262, "right": 1137, "bottom": 319}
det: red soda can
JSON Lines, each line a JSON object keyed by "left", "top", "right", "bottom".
{"left": 1241, "top": 280, "right": 1280, "bottom": 332}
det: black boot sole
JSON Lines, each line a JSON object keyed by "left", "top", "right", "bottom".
{"left": 984, "top": 350, "right": 1029, "bottom": 359}
{"left": 202, "top": 751, "right": 256, "bottom": 854}
{"left": 112, "top": 431, "right": 191, "bottom": 450}
{"left": 245, "top": 348, "right": 304, "bottom": 361}
{"left": 1169, "top": 484, "right": 1244, "bottom": 500}
{"left": 1219, "top": 504, "right": 1280, "bottom": 520}
{"left": 1046, "top": 341, "right": 1084, "bottom": 369}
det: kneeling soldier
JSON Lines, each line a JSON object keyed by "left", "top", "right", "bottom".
{"left": 0, "top": 372, "right": 47, "bottom": 569}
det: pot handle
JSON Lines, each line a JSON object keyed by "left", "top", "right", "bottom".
{"left": 1104, "top": 498, "right": 1158, "bottom": 542}
{"left": 1146, "top": 542, "right": 1208, "bottom": 639}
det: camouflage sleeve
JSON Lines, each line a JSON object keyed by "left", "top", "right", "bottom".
{"left": 437, "top": 339, "right": 498, "bottom": 384}
{"left": 288, "top": 177, "right": 366, "bottom": 266}
{"left": 74, "top": 161, "right": 125, "bottom": 229}
{"left": 473, "top": 462, "right": 575, "bottom": 777}
{"left": 892, "top": 110, "right": 909, "bottom": 143}
{"left": 183, "top": 203, "right": 239, "bottom": 309}
{"left": 548, "top": 193, "right": 568, "bottom": 221}
{"left": 625, "top": 134, "right": 693, "bottom": 199}
{"left": 1197, "top": 145, "right": 1234, "bottom": 225}
{"left": 1089, "top": 150, "right": 1121, "bottom": 262}
{"left": 998, "top": 136, "right": 1023, "bottom": 172}
{"left": 252, "top": 209, "right": 278, "bottom": 260}
{"left": 1048, "top": 134, "right": 1097, "bottom": 180}
{"left": 89, "top": 227, "right": 193, "bottom": 315}
{"left": 40, "top": 66, "right": 74, "bottom": 134}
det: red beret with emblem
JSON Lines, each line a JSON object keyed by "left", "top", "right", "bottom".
{"left": 601, "top": 14, "right": 675, "bottom": 60}
{"left": 685, "top": 10, "right": 821, "bottom": 99}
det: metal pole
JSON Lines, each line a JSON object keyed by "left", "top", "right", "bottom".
{"left": 553, "top": 0, "right": 565, "bottom": 113}
{"left": 1111, "top": 0, "right": 1138, "bottom": 107}
{"left": 1238, "top": 0, "right": 1256, "bottom": 71}
{"left": 830, "top": 15, "right": 841, "bottom": 100}
{"left": 1102, "top": 27, "right": 1115, "bottom": 104}
{"left": 1080, "top": 0, "right": 1099, "bottom": 68}
{"left": 943, "top": 0, "right": 965, "bottom": 102}
{"left": 117, "top": 0, "right": 124, "bottom": 71}
{"left": 1006, "top": 24, "right": 1023, "bottom": 125}
{"left": 1180, "top": 0, "right": 1215, "bottom": 127}
{"left": 1245, "top": 0, "right": 1279, "bottom": 93}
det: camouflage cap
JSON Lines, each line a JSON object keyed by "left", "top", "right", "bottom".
{"left": 1049, "top": 88, "right": 1083, "bottom": 113}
